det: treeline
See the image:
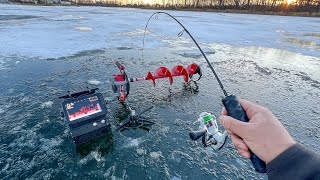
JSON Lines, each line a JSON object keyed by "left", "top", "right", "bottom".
{"left": 11, "top": 0, "right": 320, "bottom": 14}
{"left": 69, "top": 0, "right": 320, "bottom": 13}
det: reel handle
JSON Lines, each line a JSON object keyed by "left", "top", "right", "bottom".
{"left": 222, "top": 95, "right": 267, "bottom": 173}
{"left": 189, "top": 129, "right": 206, "bottom": 141}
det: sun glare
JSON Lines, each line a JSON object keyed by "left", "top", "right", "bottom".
{"left": 287, "top": 0, "right": 296, "bottom": 4}
{"left": 143, "top": 0, "right": 156, "bottom": 4}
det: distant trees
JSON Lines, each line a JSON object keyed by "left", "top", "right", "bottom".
{"left": 68, "top": 0, "right": 320, "bottom": 13}
{"left": 13, "top": 0, "right": 320, "bottom": 14}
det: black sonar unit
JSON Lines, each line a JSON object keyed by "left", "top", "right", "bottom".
{"left": 59, "top": 88, "right": 111, "bottom": 145}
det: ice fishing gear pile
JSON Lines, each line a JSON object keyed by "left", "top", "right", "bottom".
{"left": 111, "top": 61, "right": 202, "bottom": 102}
{"left": 59, "top": 12, "right": 266, "bottom": 173}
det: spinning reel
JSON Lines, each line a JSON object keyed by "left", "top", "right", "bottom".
{"left": 189, "top": 112, "right": 228, "bottom": 150}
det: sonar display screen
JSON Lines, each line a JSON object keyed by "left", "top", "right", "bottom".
{"left": 65, "top": 96, "right": 102, "bottom": 121}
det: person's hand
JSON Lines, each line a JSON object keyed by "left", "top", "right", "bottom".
{"left": 218, "top": 99, "right": 296, "bottom": 163}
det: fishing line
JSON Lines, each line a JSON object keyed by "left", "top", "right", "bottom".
{"left": 142, "top": 12, "right": 228, "bottom": 97}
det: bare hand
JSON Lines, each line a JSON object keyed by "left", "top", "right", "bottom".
{"left": 218, "top": 99, "right": 296, "bottom": 163}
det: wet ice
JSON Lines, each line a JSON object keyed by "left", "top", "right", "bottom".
{"left": 0, "top": 4, "right": 319, "bottom": 180}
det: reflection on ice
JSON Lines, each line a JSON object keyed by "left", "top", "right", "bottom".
{"left": 75, "top": 26, "right": 93, "bottom": 31}
{"left": 62, "top": 14, "right": 85, "bottom": 19}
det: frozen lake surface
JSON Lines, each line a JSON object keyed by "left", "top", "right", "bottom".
{"left": 0, "top": 4, "right": 319, "bottom": 179}
{"left": 0, "top": 5, "right": 319, "bottom": 58}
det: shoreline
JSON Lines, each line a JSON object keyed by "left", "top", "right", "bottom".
{"left": 6, "top": 2, "right": 320, "bottom": 17}
{"left": 139, "top": 6, "right": 320, "bottom": 17}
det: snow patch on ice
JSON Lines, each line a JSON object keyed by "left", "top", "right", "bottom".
{"left": 79, "top": 156, "right": 90, "bottom": 165}
{"left": 124, "top": 138, "right": 142, "bottom": 148}
{"left": 150, "top": 151, "right": 163, "bottom": 160}
{"left": 12, "top": 126, "right": 21, "bottom": 132}
{"left": 158, "top": 125, "right": 170, "bottom": 134}
{"left": 20, "top": 97, "right": 30, "bottom": 103}
{"left": 41, "top": 101, "right": 53, "bottom": 109}
{"left": 91, "top": 151, "right": 105, "bottom": 162}
{"left": 88, "top": 79, "right": 101, "bottom": 85}
{"left": 75, "top": 27, "right": 93, "bottom": 31}
{"left": 136, "top": 148, "right": 146, "bottom": 155}
{"left": 0, "top": 59, "right": 7, "bottom": 70}
{"left": 40, "top": 137, "right": 63, "bottom": 151}
{"left": 0, "top": 108, "right": 4, "bottom": 114}
{"left": 114, "top": 29, "right": 147, "bottom": 36}
{"left": 170, "top": 150, "right": 194, "bottom": 162}
{"left": 63, "top": 14, "right": 85, "bottom": 19}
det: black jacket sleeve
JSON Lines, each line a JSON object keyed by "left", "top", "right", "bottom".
{"left": 267, "top": 143, "right": 320, "bottom": 180}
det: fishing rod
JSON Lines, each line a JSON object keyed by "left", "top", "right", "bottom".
{"left": 142, "top": 12, "right": 227, "bottom": 97}
{"left": 142, "top": 12, "right": 266, "bottom": 173}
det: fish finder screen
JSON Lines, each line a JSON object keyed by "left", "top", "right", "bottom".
{"left": 65, "top": 96, "right": 102, "bottom": 121}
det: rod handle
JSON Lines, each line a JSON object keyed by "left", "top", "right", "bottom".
{"left": 222, "top": 95, "right": 266, "bottom": 173}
